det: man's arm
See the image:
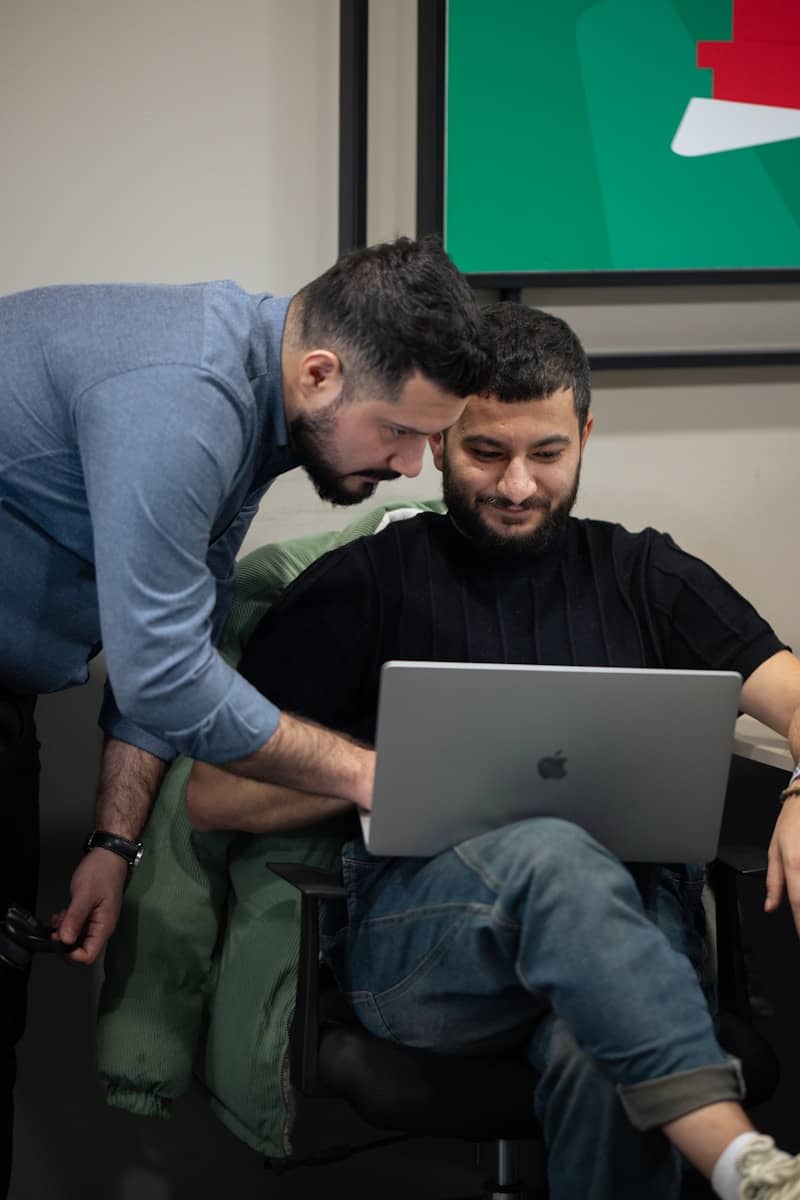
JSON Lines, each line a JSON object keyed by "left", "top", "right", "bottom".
{"left": 188, "top": 526, "right": 381, "bottom": 827}
{"left": 217, "top": 711, "right": 374, "bottom": 810}
{"left": 76, "top": 368, "right": 281, "bottom": 765}
{"left": 186, "top": 750, "right": 356, "bottom": 834}
{"left": 739, "top": 649, "right": 800, "bottom": 934}
{"left": 55, "top": 739, "right": 168, "bottom": 963}
{"left": 188, "top": 705, "right": 376, "bottom": 830}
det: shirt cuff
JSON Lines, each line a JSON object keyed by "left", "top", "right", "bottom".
{"left": 154, "top": 669, "right": 281, "bottom": 764}
{"left": 99, "top": 710, "right": 177, "bottom": 763}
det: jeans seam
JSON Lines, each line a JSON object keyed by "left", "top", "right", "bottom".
{"left": 344, "top": 992, "right": 399, "bottom": 1041}
{"left": 362, "top": 910, "right": 478, "bottom": 1010}
{"left": 452, "top": 843, "right": 521, "bottom": 933}
{"left": 356, "top": 901, "right": 492, "bottom": 930}
{"left": 453, "top": 842, "right": 505, "bottom": 894}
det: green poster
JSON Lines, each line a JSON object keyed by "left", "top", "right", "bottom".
{"left": 444, "top": 0, "right": 800, "bottom": 274}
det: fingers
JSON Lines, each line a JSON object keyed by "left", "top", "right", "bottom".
{"left": 59, "top": 901, "right": 116, "bottom": 964}
{"left": 52, "top": 852, "right": 126, "bottom": 964}
{"left": 57, "top": 892, "right": 94, "bottom": 947}
{"left": 66, "top": 921, "right": 107, "bottom": 965}
{"left": 782, "top": 856, "right": 800, "bottom": 938}
{"left": 764, "top": 838, "right": 785, "bottom": 913}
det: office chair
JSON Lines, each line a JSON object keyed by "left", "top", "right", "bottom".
{"left": 266, "top": 846, "right": 779, "bottom": 1199}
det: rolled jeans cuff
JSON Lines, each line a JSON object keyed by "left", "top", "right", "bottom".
{"left": 617, "top": 1059, "right": 745, "bottom": 1130}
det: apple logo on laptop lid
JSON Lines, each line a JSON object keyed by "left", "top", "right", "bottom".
{"left": 538, "top": 751, "right": 567, "bottom": 780}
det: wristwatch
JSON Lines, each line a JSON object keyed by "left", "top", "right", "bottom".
{"left": 83, "top": 830, "right": 144, "bottom": 871}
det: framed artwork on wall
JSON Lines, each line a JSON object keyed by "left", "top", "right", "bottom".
{"left": 417, "top": 0, "right": 800, "bottom": 287}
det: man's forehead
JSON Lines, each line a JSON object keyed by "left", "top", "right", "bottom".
{"left": 387, "top": 371, "right": 467, "bottom": 433}
{"left": 455, "top": 388, "right": 577, "bottom": 440}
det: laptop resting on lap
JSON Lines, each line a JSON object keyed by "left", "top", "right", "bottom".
{"left": 360, "top": 661, "right": 742, "bottom": 862}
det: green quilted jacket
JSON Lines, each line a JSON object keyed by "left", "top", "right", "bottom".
{"left": 95, "top": 499, "right": 443, "bottom": 1158}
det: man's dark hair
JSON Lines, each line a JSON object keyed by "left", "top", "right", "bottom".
{"left": 480, "top": 302, "right": 591, "bottom": 429}
{"left": 293, "top": 236, "right": 491, "bottom": 399}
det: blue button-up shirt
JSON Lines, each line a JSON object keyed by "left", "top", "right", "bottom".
{"left": 0, "top": 281, "right": 297, "bottom": 763}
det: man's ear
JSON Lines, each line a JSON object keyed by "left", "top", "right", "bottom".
{"left": 297, "top": 349, "right": 343, "bottom": 412}
{"left": 429, "top": 431, "right": 445, "bottom": 473}
{"left": 580, "top": 412, "right": 594, "bottom": 452}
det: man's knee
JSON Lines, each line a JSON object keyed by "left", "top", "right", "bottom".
{"left": 459, "top": 816, "right": 617, "bottom": 885}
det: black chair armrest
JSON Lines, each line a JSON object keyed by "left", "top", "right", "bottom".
{"left": 709, "top": 845, "right": 767, "bottom": 1021}
{"left": 266, "top": 862, "right": 345, "bottom": 1095}
{"left": 714, "top": 845, "right": 768, "bottom": 876}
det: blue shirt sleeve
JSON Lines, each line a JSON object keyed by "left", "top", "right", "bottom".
{"left": 75, "top": 364, "right": 280, "bottom": 763}
{"left": 206, "top": 489, "right": 267, "bottom": 644}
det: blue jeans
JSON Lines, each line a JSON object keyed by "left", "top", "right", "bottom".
{"left": 321, "top": 817, "right": 743, "bottom": 1200}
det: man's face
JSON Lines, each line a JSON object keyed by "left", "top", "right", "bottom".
{"left": 431, "top": 389, "right": 592, "bottom": 559}
{"left": 290, "top": 371, "right": 468, "bottom": 506}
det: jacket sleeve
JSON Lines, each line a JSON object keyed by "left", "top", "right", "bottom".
{"left": 96, "top": 756, "right": 234, "bottom": 1117}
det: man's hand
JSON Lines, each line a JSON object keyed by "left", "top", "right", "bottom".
{"left": 765, "top": 792, "right": 800, "bottom": 936}
{"left": 52, "top": 849, "right": 128, "bottom": 964}
{"left": 49, "top": 738, "right": 167, "bottom": 964}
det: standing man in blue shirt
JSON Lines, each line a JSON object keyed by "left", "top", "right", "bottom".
{"left": 0, "top": 235, "right": 490, "bottom": 1194}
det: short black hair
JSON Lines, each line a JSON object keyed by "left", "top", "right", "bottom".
{"left": 293, "top": 236, "right": 491, "bottom": 399}
{"left": 479, "top": 303, "right": 591, "bottom": 428}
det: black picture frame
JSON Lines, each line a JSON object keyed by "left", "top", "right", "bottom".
{"left": 339, "top": 0, "right": 369, "bottom": 257}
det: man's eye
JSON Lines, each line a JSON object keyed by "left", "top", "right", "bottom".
{"left": 472, "top": 449, "right": 501, "bottom": 461}
{"left": 388, "top": 426, "right": 409, "bottom": 438}
{"left": 535, "top": 450, "right": 563, "bottom": 462}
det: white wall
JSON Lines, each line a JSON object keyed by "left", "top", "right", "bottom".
{"left": 0, "top": 0, "right": 339, "bottom": 296}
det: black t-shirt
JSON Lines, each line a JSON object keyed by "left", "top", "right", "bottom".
{"left": 238, "top": 512, "right": 786, "bottom": 748}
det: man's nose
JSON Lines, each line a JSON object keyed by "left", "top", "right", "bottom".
{"left": 497, "top": 460, "right": 537, "bottom": 504}
{"left": 389, "top": 439, "right": 426, "bottom": 478}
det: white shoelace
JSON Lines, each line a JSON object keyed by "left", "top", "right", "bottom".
{"left": 738, "top": 1135, "right": 800, "bottom": 1199}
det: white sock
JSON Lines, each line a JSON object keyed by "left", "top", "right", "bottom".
{"left": 711, "top": 1132, "right": 763, "bottom": 1200}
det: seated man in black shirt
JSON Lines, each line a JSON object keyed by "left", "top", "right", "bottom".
{"left": 186, "top": 304, "right": 800, "bottom": 1200}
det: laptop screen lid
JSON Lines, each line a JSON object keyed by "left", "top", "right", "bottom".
{"left": 362, "top": 661, "right": 742, "bottom": 862}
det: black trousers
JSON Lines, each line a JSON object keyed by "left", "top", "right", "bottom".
{"left": 0, "top": 691, "right": 40, "bottom": 1200}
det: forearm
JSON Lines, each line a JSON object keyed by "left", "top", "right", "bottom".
{"left": 786, "top": 705, "right": 800, "bottom": 766}
{"left": 94, "top": 737, "right": 169, "bottom": 838}
{"left": 219, "top": 710, "right": 374, "bottom": 811}
{"left": 55, "top": 740, "right": 167, "bottom": 962}
{"left": 186, "top": 761, "right": 352, "bottom": 833}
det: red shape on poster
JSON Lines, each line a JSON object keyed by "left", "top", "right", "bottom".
{"left": 697, "top": 0, "right": 800, "bottom": 110}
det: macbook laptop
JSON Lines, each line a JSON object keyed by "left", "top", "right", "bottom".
{"left": 361, "top": 661, "right": 742, "bottom": 862}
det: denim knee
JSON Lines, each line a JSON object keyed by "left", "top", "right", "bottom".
{"left": 455, "top": 816, "right": 628, "bottom": 900}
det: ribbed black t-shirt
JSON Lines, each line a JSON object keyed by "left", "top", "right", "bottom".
{"left": 239, "top": 512, "right": 785, "bottom": 748}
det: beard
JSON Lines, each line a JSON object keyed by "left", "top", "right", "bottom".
{"left": 289, "top": 387, "right": 400, "bottom": 506}
{"left": 443, "top": 458, "right": 581, "bottom": 563}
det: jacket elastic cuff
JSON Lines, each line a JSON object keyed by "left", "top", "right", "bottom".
{"left": 103, "top": 1084, "right": 172, "bottom": 1119}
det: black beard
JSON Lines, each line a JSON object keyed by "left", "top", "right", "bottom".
{"left": 442, "top": 460, "right": 581, "bottom": 563}
{"left": 289, "top": 401, "right": 399, "bottom": 506}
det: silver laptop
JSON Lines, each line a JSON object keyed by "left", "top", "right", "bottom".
{"left": 361, "top": 661, "right": 742, "bottom": 862}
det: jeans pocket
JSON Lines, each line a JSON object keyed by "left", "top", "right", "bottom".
{"left": 343, "top": 990, "right": 401, "bottom": 1042}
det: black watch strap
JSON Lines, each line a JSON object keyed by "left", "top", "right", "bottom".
{"left": 84, "top": 830, "right": 144, "bottom": 870}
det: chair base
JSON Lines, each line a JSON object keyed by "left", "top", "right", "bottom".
{"left": 445, "top": 1183, "right": 543, "bottom": 1200}
{"left": 482, "top": 1182, "right": 542, "bottom": 1200}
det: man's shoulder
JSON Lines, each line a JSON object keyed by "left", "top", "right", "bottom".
{"left": 568, "top": 517, "right": 669, "bottom": 553}
{"left": 330, "top": 503, "right": 445, "bottom": 556}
